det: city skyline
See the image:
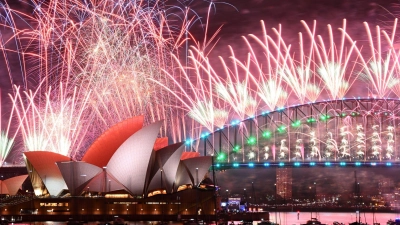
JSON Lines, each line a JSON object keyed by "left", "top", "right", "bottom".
{"left": 217, "top": 167, "right": 400, "bottom": 201}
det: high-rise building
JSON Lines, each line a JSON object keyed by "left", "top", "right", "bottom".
{"left": 276, "top": 168, "right": 292, "bottom": 200}
{"left": 378, "top": 178, "right": 393, "bottom": 194}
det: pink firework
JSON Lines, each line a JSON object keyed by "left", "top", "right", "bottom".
{"left": 345, "top": 19, "right": 400, "bottom": 98}
{"left": 0, "top": 0, "right": 191, "bottom": 157}
{"left": 9, "top": 83, "right": 90, "bottom": 159}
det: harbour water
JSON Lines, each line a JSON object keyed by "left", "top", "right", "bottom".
{"left": 7, "top": 212, "right": 400, "bottom": 225}
{"left": 268, "top": 211, "right": 400, "bottom": 225}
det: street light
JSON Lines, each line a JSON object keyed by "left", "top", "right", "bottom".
{"left": 274, "top": 183, "right": 277, "bottom": 225}
{"left": 314, "top": 182, "right": 317, "bottom": 203}
{"left": 160, "top": 169, "right": 163, "bottom": 192}
{"left": 196, "top": 168, "right": 199, "bottom": 187}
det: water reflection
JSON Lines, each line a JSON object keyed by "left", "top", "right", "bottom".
{"left": 269, "top": 212, "right": 400, "bottom": 225}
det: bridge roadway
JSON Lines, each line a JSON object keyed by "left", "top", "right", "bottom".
{"left": 212, "top": 161, "right": 400, "bottom": 170}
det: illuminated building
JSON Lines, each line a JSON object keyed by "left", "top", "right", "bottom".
{"left": 0, "top": 116, "right": 218, "bottom": 222}
{"left": 276, "top": 168, "right": 292, "bottom": 200}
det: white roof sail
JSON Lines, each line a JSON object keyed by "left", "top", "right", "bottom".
{"left": 147, "top": 142, "right": 184, "bottom": 194}
{"left": 3, "top": 175, "right": 28, "bottom": 195}
{"left": 107, "top": 121, "right": 163, "bottom": 195}
{"left": 183, "top": 156, "right": 212, "bottom": 186}
{"left": 174, "top": 161, "right": 192, "bottom": 190}
{"left": 56, "top": 161, "right": 103, "bottom": 195}
{"left": 24, "top": 151, "right": 70, "bottom": 196}
{"left": 0, "top": 181, "right": 8, "bottom": 194}
{"left": 84, "top": 170, "right": 127, "bottom": 193}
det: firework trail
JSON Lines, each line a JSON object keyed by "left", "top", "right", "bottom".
{"left": 9, "top": 83, "right": 90, "bottom": 159}
{"left": 215, "top": 47, "right": 258, "bottom": 120}
{"left": 278, "top": 20, "right": 322, "bottom": 104}
{"left": 0, "top": 92, "right": 15, "bottom": 166}
{"left": 244, "top": 21, "right": 289, "bottom": 111}
{"left": 152, "top": 47, "right": 229, "bottom": 134}
{"left": 304, "top": 20, "right": 359, "bottom": 100}
{"left": 345, "top": 19, "right": 400, "bottom": 98}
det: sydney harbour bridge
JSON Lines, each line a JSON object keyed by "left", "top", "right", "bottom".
{"left": 185, "top": 98, "right": 400, "bottom": 169}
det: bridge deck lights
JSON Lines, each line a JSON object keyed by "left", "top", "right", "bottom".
{"left": 200, "top": 133, "right": 209, "bottom": 139}
{"left": 185, "top": 139, "right": 193, "bottom": 145}
{"left": 230, "top": 120, "right": 240, "bottom": 126}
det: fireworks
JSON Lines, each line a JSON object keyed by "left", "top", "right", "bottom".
{"left": 168, "top": 17, "right": 400, "bottom": 162}
{"left": 0, "top": 0, "right": 190, "bottom": 162}
{"left": 1, "top": 0, "right": 400, "bottom": 163}
{"left": 9, "top": 83, "right": 91, "bottom": 159}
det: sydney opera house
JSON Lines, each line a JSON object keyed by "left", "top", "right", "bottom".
{"left": 0, "top": 116, "right": 217, "bottom": 223}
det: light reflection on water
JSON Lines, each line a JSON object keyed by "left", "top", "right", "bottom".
{"left": 10, "top": 212, "right": 400, "bottom": 225}
{"left": 269, "top": 211, "right": 400, "bottom": 225}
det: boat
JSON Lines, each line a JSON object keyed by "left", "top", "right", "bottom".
{"left": 387, "top": 218, "right": 400, "bottom": 225}
{"left": 332, "top": 222, "right": 344, "bottom": 225}
{"left": 300, "top": 218, "right": 326, "bottom": 225}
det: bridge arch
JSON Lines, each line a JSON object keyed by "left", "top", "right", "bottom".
{"left": 185, "top": 98, "right": 400, "bottom": 164}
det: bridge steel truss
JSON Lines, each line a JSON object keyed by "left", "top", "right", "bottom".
{"left": 185, "top": 98, "right": 400, "bottom": 164}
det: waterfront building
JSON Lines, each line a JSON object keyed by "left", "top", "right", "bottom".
{"left": 0, "top": 116, "right": 219, "bottom": 223}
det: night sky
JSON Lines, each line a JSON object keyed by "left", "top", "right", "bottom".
{"left": 189, "top": 0, "right": 399, "bottom": 56}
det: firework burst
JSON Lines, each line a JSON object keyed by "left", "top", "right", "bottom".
{"left": 2, "top": 0, "right": 400, "bottom": 162}
{"left": 0, "top": 0, "right": 192, "bottom": 160}
{"left": 10, "top": 83, "right": 90, "bottom": 159}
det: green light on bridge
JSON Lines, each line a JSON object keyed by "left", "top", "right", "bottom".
{"left": 277, "top": 126, "right": 286, "bottom": 133}
{"left": 217, "top": 152, "right": 226, "bottom": 161}
{"left": 307, "top": 117, "right": 316, "bottom": 123}
{"left": 247, "top": 136, "right": 257, "bottom": 145}
{"left": 291, "top": 120, "right": 301, "bottom": 127}
{"left": 262, "top": 130, "right": 272, "bottom": 138}
{"left": 320, "top": 114, "right": 330, "bottom": 121}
